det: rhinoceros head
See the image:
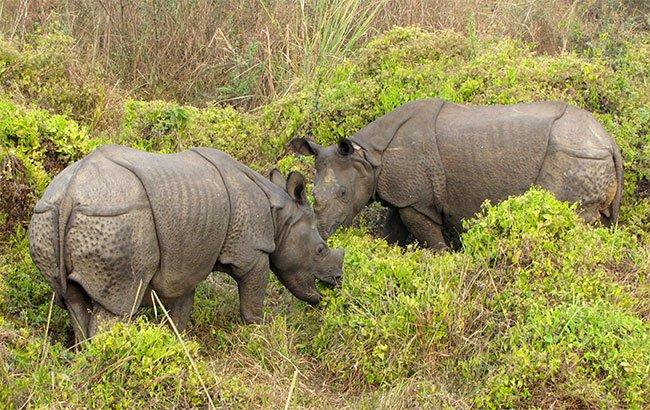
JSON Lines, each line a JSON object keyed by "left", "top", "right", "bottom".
{"left": 268, "top": 169, "right": 345, "bottom": 305}
{"left": 289, "top": 137, "right": 375, "bottom": 239}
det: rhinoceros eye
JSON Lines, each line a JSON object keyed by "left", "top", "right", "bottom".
{"left": 338, "top": 186, "right": 347, "bottom": 198}
{"left": 316, "top": 244, "right": 325, "bottom": 255}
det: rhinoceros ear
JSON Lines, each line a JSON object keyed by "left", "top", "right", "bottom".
{"left": 290, "top": 137, "right": 322, "bottom": 157}
{"left": 337, "top": 138, "right": 357, "bottom": 156}
{"left": 286, "top": 171, "right": 307, "bottom": 205}
{"left": 269, "top": 168, "right": 287, "bottom": 188}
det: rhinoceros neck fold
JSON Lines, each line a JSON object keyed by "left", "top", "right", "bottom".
{"left": 350, "top": 99, "right": 445, "bottom": 168}
{"left": 191, "top": 146, "right": 289, "bottom": 247}
{"left": 241, "top": 172, "right": 289, "bottom": 243}
{"left": 222, "top": 160, "right": 292, "bottom": 245}
{"left": 349, "top": 99, "right": 446, "bottom": 206}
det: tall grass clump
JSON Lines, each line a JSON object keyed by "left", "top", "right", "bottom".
{"left": 2, "top": 0, "right": 646, "bottom": 106}
{"left": 262, "top": 0, "right": 385, "bottom": 93}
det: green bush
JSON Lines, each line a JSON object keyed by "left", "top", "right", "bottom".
{"left": 120, "top": 100, "right": 269, "bottom": 169}
{"left": 458, "top": 189, "right": 648, "bottom": 408}
{"left": 0, "top": 30, "right": 119, "bottom": 130}
{"left": 2, "top": 319, "right": 216, "bottom": 408}
{"left": 477, "top": 301, "right": 649, "bottom": 408}
{"left": 0, "top": 99, "right": 98, "bottom": 191}
{"left": 312, "top": 189, "right": 648, "bottom": 409}
{"left": 312, "top": 230, "right": 460, "bottom": 385}
{"left": 0, "top": 99, "right": 102, "bottom": 237}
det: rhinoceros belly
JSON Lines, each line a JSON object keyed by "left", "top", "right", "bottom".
{"left": 436, "top": 101, "right": 566, "bottom": 226}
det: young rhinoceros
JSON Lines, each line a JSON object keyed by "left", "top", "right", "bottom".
{"left": 291, "top": 98, "right": 623, "bottom": 249}
{"left": 29, "top": 145, "right": 343, "bottom": 342}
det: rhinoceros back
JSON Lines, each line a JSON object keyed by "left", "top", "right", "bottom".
{"left": 436, "top": 101, "right": 566, "bottom": 226}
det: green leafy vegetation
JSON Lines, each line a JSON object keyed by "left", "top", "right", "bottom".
{"left": 1, "top": 319, "right": 215, "bottom": 408}
{"left": 0, "top": 10, "right": 648, "bottom": 408}
{"left": 313, "top": 189, "right": 648, "bottom": 407}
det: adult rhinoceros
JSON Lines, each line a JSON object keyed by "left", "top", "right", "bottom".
{"left": 29, "top": 145, "right": 343, "bottom": 342}
{"left": 291, "top": 99, "right": 623, "bottom": 249}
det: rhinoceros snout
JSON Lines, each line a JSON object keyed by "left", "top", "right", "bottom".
{"left": 317, "top": 270, "right": 342, "bottom": 287}
{"left": 319, "top": 248, "right": 345, "bottom": 286}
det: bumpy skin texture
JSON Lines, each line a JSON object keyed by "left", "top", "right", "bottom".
{"left": 29, "top": 145, "right": 343, "bottom": 342}
{"left": 292, "top": 98, "right": 623, "bottom": 250}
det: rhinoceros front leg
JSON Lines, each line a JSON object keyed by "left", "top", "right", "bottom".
{"left": 382, "top": 207, "right": 410, "bottom": 247}
{"left": 234, "top": 255, "right": 270, "bottom": 324}
{"left": 398, "top": 207, "right": 448, "bottom": 250}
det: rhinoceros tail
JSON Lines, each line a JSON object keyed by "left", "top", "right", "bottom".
{"left": 29, "top": 160, "right": 82, "bottom": 306}
{"left": 608, "top": 140, "right": 624, "bottom": 225}
{"left": 55, "top": 158, "right": 88, "bottom": 296}
{"left": 56, "top": 182, "right": 75, "bottom": 295}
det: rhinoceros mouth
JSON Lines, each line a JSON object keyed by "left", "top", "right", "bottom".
{"left": 318, "top": 219, "right": 346, "bottom": 239}
{"left": 314, "top": 271, "right": 343, "bottom": 287}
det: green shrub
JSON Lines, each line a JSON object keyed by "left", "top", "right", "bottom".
{"left": 120, "top": 100, "right": 269, "bottom": 169}
{"left": 458, "top": 189, "right": 648, "bottom": 408}
{"left": 0, "top": 30, "right": 119, "bottom": 130}
{"left": 0, "top": 99, "right": 102, "bottom": 237}
{"left": 477, "top": 301, "right": 649, "bottom": 408}
{"left": 74, "top": 320, "right": 213, "bottom": 407}
{"left": 0, "top": 99, "right": 98, "bottom": 191}
{"left": 461, "top": 189, "right": 643, "bottom": 311}
{"left": 312, "top": 228, "right": 466, "bottom": 385}
{"left": 2, "top": 319, "right": 216, "bottom": 408}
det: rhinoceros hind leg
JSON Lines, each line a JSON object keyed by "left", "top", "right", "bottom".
{"left": 382, "top": 207, "right": 410, "bottom": 247}
{"left": 577, "top": 203, "right": 607, "bottom": 226}
{"left": 399, "top": 207, "right": 448, "bottom": 250}
{"left": 65, "top": 281, "right": 92, "bottom": 344}
{"left": 167, "top": 290, "right": 196, "bottom": 332}
{"left": 88, "top": 303, "right": 120, "bottom": 338}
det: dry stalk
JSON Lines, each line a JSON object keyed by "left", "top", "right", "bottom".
{"left": 150, "top": 290, "right": 217, "bottom": 409}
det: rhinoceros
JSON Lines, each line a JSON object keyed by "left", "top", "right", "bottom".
{"left": 29, "top": 145, "right": 344, "bottom": 342}
{"left": 291, "top": 99, "right": 623, "bottom": 249}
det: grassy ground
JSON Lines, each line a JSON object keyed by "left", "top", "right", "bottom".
{"left": 0, "top": 4, "right": 648, "bottom": 408}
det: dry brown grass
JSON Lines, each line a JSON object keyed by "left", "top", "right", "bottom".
{"left": 1, "top": 0, "right": 647, "bottom": 108}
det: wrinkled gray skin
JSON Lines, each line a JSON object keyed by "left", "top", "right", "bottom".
{"left": 29, "top": 145, "right": 344, "bottom": 342}
{"left": 292, "top": 98, "right": 623, "bottom": 249}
